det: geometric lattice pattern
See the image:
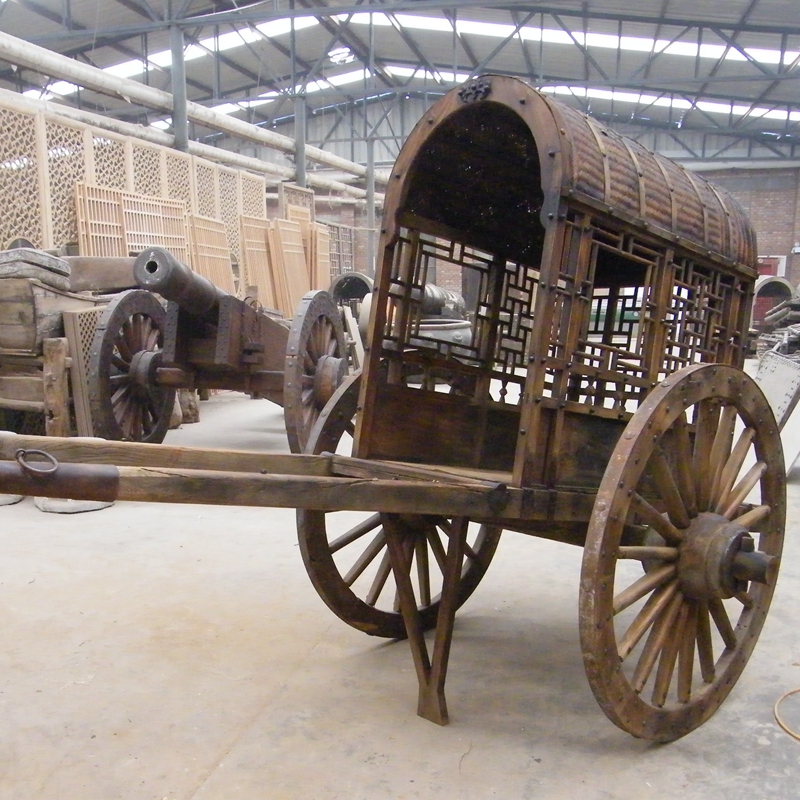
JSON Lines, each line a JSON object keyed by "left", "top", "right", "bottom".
{"left": 131, "top": 142, "right": 163, "bottom": 197}
{"left": 218, "top": 167, "right": 241, "bottom": 262}
{"left": 122, "top": 192, "right": 190, "bottom": 263}
{"left": 0, "top": 93, "right": 279, "bottom": 260}
{"left": 75, "top": 183, "right": 126, "bottom": 257}
{"left": 63, "top": 306, "right": 106, "bottom": 437}
{"left": 0, "top": 108, "right": 43, "bottom": 248}
{"left": 279, "top": 182, "right": 315, "bottom": 222}
{"left": 92, "top": 134, "right": 126, "bottom": 190}
{"left": 382, "top": 229, "right": 536, "bottom": 405}
{"left": 45, "top": 120, "right": 86, "bottom": 249}
{"left": 328, "top": 223, "right": 355, "bottom": 276}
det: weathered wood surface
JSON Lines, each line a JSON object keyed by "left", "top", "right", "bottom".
{"left": 42, "top": 337, "right": 70, "bottom": 437}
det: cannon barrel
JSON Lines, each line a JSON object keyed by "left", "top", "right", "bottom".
{"left": 134, "top": 247, "right": 229, "bottom": 317}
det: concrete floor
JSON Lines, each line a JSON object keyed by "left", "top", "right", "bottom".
{"left": 2, "top": 391, "right": 800, "bottom": 800}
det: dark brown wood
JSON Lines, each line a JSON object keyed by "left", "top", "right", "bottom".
{"left": 580, "top": 364, "right": 785, "bottom": 742}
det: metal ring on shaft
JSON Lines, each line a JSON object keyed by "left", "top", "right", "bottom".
{"left": 14, "top": 448, "right": 59, "bottom": 476}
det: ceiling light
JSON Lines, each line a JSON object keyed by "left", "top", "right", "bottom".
{"left": 328, "top": 47, "right": 355, "bottom": 65}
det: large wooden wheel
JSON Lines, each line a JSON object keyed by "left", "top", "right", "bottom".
{"left": 580, "top": 364, "right": 785, "bottom": 742}
{"left": 284, "top": 290, "right": 347, "bottom": 454}
{"left": 297, "top": 374, "right": 502, "bottom": 638}
{"left": 88, "top": 290, "right": 175, "bottom": 443}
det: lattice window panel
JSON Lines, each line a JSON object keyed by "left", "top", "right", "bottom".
{"left": 188, "top": 213, "right": 236, "bottom": 295}
{"left": 240, "top": 173, "right": 266, "bottom": 219}
{"left": 75, "top": 183, "right": 126, "bottom": 257}
{"left": 194, "top": 160, "right": 219, "bottom": 218}
{"left": 46, "top": 120, "right": 86, "bottom": 248}
{"left": 662, "top": 259, "right": 747, "bottom": 374}
{"left": 0, "top": 109, "right": 42, "bottom": 248}
{"left": 382, "top": 229, "right": 537, "bottom": 405}
{"left": 92, "top": 135, "right": 126, "bottom": 189}
{"left": 63, "top": 306, "right": 106, "bottom": 436}
{"left": 328, "top": 223, "right": 355, "bottom": 276}
{"left": 131, "top": 142, "right": 163, "bottom": 197}
{"left": 164, "top": 151, "right": 193, "bottom": 207}
{"left": 122, "top": 192, "right": 190, "bottom": 263}
{"left": 218, "top": 167, "right": 241, "bottom": 262}
{"left": 279, "top": 182, "right": 315, "bottom": 222}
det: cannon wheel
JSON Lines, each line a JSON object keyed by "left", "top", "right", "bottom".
{"left": 87, "top": 289, "right": 175, "bottom": 443}
{"left": 580, "top": 364, "right": 785, "bottom": 742}
{"left": 296, "top": 374, "right": 502, "bottom": 638}
{"left": 284, "top": 290, "right": 348, "bottom": 454}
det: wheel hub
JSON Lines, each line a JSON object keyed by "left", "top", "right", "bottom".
{"left": 313, "top": 355, "right": 346, "bottom": 408}
{"left": 677, "top": 512, "right": 778, "bottom": 600}
{"left": 128, "top": 350, "right": 162, "bottom": 398}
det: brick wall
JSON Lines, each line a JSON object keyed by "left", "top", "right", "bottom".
{"left": 699, "top": 168, "right": 800, "bottom": 285}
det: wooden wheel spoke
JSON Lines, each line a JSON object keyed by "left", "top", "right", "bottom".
{"left": 672, "top": 414, "right": 698, "bottom": 516}
{"left": 617, "top": 546, "right": 678, "bottom": 561}
{"left": 713, "top": 427, "right": 755, "bottom": 512}
{"left": 111, "top": 354, "right": 130, "bottom": 372}
{"left": 650, "top": 447, "right": 691, "bottom": 528}
{"left": 651, "top": 599, "right": 690, "bottom": 707}
{"left": 328, "top": 513, "right": 383, "bottom": 553}
{"left": 425, "top": 527, "right": 447, "bottom": 572}
{"left": 696, "top": 601, "right": 715, "bottom": 683}
{"left": 116, "top": 325, "right": 134, "bottom": 362}
{"left": 708, "top": 404, "right": 738, "bottom": 504}
{"left": 708, "top": 598, "right": 737, "bottom": 650}
{"left": 618, "top": 580, "right": 679, "bottom": 660}
{"left": 677, "top": 602, "right": 698, "bottom": 703}
{"left": 365, "top": 550, "right": 392, "bottom": 607}
{"left": 631, "top": 590, "right": 684, "bottom": 694}
{"left": 692, "top": 399, "right": 719, "bottom": 511}
{"left": 613, "top": 563, "right": 677, "bottom": 615}
{"left": 733, "top": 504, "right": 771, "bottom": 528}
{"left": 721, "top": 462, "right": 767, "bottom": 519}
{"left": 631, "top": 492, "right": 683, "bottom": 543}
{"left": 343, "top": 531, "right": 387, "bottom": 586}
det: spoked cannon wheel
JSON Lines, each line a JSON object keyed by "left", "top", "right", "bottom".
{"left": 284, "top": 290, "right": 348, "bottom": 454}
{"left": 297, "top": 374, "right": 502, "bottom": 638}
{"left": 580, "top": 364, "right": 785, "bottom": 741}
{"left": 88, "top": 290, "right": 175, "bottom": 443}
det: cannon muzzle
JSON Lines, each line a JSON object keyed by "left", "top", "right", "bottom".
{"left": 134, "top": 247, "right": 228, "bottom": 317}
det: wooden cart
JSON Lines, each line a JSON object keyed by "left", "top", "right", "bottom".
{"left": 0, "top": 76, "right": 784, "bottom": 743}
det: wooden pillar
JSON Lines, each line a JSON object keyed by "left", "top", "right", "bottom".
{"left": 43, "top": 338, "right": 71, "bottom": 437}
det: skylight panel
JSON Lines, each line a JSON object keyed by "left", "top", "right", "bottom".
{"left": 456, "top": 20, "right": 515, "bottom": 38}
{"left": 103, "top": 60, "right": 145, "bottom": 79}
{"left": 394, "top": 14, "right": 453, "bottom": 32}
{"left": 255, "top": 16, "right": 317, "bottom": 37}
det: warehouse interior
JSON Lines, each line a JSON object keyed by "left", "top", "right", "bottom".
{"left": 1, "top": 1, "right": 800, "bottom": 798}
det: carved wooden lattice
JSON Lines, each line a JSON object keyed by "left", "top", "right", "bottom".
{"left": 194, "top": 160, "right": 219, "bottom": 218}
{"left": 164, "top": 151, "right": 193, "bottom": 207}
{"left": 327, "top": 223, "right": 355, "bottom": 275}
{"left": 240, "top": 173, "right": 266, "bottom": 219}
{"left": 131, "top": 142, "right": 162, "bottom": 197}
{"left": 46, "top": 120, "right": 86, "bottom": 248}
{"left": 279, "top": 182, "right": 315, "bottom": 222}
{"left": 218, "top": 167, "right": 241, "bottom": 262}
{"left": 122, "top": 192, "right": 190, "bottom": 263}
{"left": 0, "top": 108, "right": 42, "bottom": 247}
{"left": 75, "top": 183, "right": 126, "bottom": 257}
{"left": 92, "top": 134, "right": 126, "bottom": 190}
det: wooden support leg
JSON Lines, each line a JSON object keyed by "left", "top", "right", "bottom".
{"left": 43, "top": 338, "right": 71, "bottom": 438}
{"left": 383, "top": 514, "right": 468, "bottom": 726}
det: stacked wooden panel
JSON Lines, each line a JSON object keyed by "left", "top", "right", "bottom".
{"left": 239, "top": 215, "right": 277, "bottom": 309}
{"left": 310, "top": 223, "right": 332, "bottom": 290}
{"left": 270, "top": 219, "right": 309, "bottom": 315}
{"left": 75, "top": 183, "right": 126, "bottom": 257}
{"left": 188, "top": 214, "right": 237, "bottom": 296}
{"left": 122, "top": 193, "right": 191, "bottom": 264}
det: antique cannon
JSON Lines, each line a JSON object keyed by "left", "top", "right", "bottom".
{"left": 0, "top": 75, "right": 785, "bottom": 743}
{"left": 86, "top": 247, "right": 347, "bottom": 452}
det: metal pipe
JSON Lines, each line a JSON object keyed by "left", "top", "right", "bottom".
{"left": 294, "top": 94, "right": 307, "bottom": 188}
{"left": 0, "top": 87, "right": 381, "bottom": 198}
{"left": 170, "top": 24, "right": 189, "bottom": 152}
{"left": 0, "top": 30, "right": 392, "bottom": 183}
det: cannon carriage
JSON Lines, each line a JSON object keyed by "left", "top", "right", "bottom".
{"left": 0, "top": 75, "right": 784, "bottom": 743}
{"left": 87, "top": 248, "right": 347, "bottom": 452}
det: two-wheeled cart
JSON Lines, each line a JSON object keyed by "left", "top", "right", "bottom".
{"left": 0, "top": 75, "right": 784, "bottom": 743}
